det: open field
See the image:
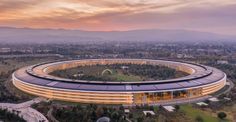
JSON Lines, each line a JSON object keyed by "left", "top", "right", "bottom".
{"left": 180, "top": 104, "right": 230, "bottom": 122}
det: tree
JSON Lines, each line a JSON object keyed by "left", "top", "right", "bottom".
{"left": 158, "top": 105, "right": 163, "bottom": 111}
{"left": 217, "top": 112, "right": 227, "bottom": 120}
{"left": 119, "top": 106, "right": 124, "bottom": 111}
{"left": 174, "top": 105, "right": 180, "bottom": 111}
{"left": 146, "top": 112, "right": 152, "bottom": 117}
{"left": 91, "top": 110, "right": 97, "bottom": 121}
{"left": 95, "top": 107, "right": 103, "bottom": 117}
{"left": 149, "top": 106, "right": 154, "bottom": 111}
{"left": 135, "top": 105, "right": 141, "bottom": 109}
{"left": 137, "top": 116, "right": 144, "bottom": 122}
{"left": 128, "top": 113, "right": 133, "bottom": 119}
{"left": 111, "top": 112, "right": 119, "bottom": 120}
{"left": 195, "top": 115, "right": 204, "bottom": 122}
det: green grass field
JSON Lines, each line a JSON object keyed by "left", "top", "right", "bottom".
{"left": 180, "top": 105, "right": 230, "bottom": 122}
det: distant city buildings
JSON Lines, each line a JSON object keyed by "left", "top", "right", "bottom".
{"left": 0, "top": 48, "right": 11, "bottom": 53}
{"left": 176, "top": 54, "right": 194, "bottom": 59}
{"left": 217, "top": 60, "right": 229, "bottom": 64}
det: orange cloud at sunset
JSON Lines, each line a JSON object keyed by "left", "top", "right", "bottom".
{"left": 0, "top": 0, "right": 236, "bottom": 34}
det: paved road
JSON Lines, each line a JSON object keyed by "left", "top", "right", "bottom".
{"left": 224, "top": 80, "right": 235, "bottom": 94}
{"left": 0, "top": 97, "right": 48, "bottom": 122}
{"left": 213, "top": 80, "right": 235, "bottom": 97}
{"left": 47, "top": 107, "right": 59, "bottom": 122}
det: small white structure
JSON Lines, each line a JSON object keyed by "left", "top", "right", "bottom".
{"left": 124, "top": 109, "right": 130, "bottom": 113}
{"left": 143, "top": 111, "right": 155, "bottom": 116}
{"left": 73, "top": 73, "right": 84, "bottom": 77}
{"left": 177, "top": 54, "right": 184, "bottom": 58}
{"left": 97, "top": 117, "right": 110, "bottom": 122}
{"left": 163, "top": 106, "right": 175, "bottom": 112}
{"left": 208, "top": 97, "right": 219, "bottom": 102}
{"left": 226, "top": 82, "right": 230, "bottom": 86}
{"left": 196, "top": 102, "right": 208, "bottom": 106}
{"left": 121, "top": 66, "right": 129, "bottom": 70}
{"left": 223, "top": 97, "right": 231, "bottom": 101}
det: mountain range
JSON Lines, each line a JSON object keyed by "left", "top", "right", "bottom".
{"left": 0, "top": 27, "right": 235, "bottom": 44}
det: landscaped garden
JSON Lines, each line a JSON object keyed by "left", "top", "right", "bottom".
{"left": 50, "top": 64, "right": 188, "bottom": 82}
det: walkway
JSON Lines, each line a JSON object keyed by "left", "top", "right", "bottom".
{"left": 0, "top": 97, "right": 48, "bottom": 122}
{"left": 123, "top": 95, "right": 211, "bottom": 107}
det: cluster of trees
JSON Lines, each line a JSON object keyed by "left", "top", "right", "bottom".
{"left": 0, "top": 60, "right": 10, "bottom": 65}
{"left": 0, "top": 70, "right": 15, "bottom": 82}
{"left": 31, "top": 101, "right": 51, "bottom": 117}
{"left": 97, "top": 64, "right": 187, "bottom": 80}
{"left": 0, "top": 109, "right": 26, "bottom": 122}
{"left": 125, "top": 64, "right": 178, "bottom": 80}
{"left": 0, "top": 59, "right": 22, "bottom": 102}
{"left": 0, "top": 83, "right": 19, "bottom": 102}
{"left": 52, "top": 104, "right": 163, "bottom": 122}
{"left": 53, "top": 104, "right": 126, "bottom": 122}
{"left": 51, "top": 70, "right": 115, "bottom": 81}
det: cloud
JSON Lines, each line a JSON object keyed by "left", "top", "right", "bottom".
{"left": 0, "top": 0, "right": 47, "bottom": 14}
{"left": 0, "top": 0, "right": 236, "bottom": 35}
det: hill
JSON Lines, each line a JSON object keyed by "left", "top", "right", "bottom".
{"left": 0, "top": 27, "right": 235, "bottom": 44}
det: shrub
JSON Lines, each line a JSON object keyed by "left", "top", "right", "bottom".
{"left": 195, "top": 115, "right": 203, "bottom": 122}
{"left": 174, "top": 105, "right": 180, "bottom": 111}
{"left": 217, "top": 112, "right": 227, "bottom": 120}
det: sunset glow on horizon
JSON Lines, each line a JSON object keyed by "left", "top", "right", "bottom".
{"left": 0, "top": 0, "right": 236, "bottom": 35}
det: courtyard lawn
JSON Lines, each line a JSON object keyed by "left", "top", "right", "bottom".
{"left": 50, "top": 63, "right": 187, "bottom": 82}
{"left": 110, "top": 73, "right": 142, "bottom": 81}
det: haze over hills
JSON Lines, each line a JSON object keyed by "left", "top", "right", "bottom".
{"left": 0, "top": 27, "right": 235, "bottom": 44}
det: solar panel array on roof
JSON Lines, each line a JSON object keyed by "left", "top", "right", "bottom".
{"left": 79, "top": 84, "right": 107, "bottom": 91}
{"left": 125, "top": 85, "right": 132, "bottom": 90}
{"left": 23, "top": 76, "right": 51, "bottom": 85}
{"left": 107, "top": 85, "right": 125, "bottom": 91}
{"left": 55, "top": 82, "right": 80, "bottom": 89}
{"left": 47, "top": 81, "right": 58, "bottom": 86}
{"left": 178, "top": 81, "right": 198, "bottom": 87}
{"left": 132, "top": 85, "right": 157, "bottom": 91}
{"left": 155, "top": 83, "right": 181, "bottom": 90}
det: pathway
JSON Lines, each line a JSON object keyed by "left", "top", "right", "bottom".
{"left": 0, "top": 97, "right": 48, "bottom": 122}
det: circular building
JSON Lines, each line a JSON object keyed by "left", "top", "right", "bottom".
{"left": 12, "top": 59, "right": 226, "bottom": 105}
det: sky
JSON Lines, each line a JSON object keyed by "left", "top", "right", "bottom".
{"left": 0, "top": 0, "right": 236, "bottom": 35}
